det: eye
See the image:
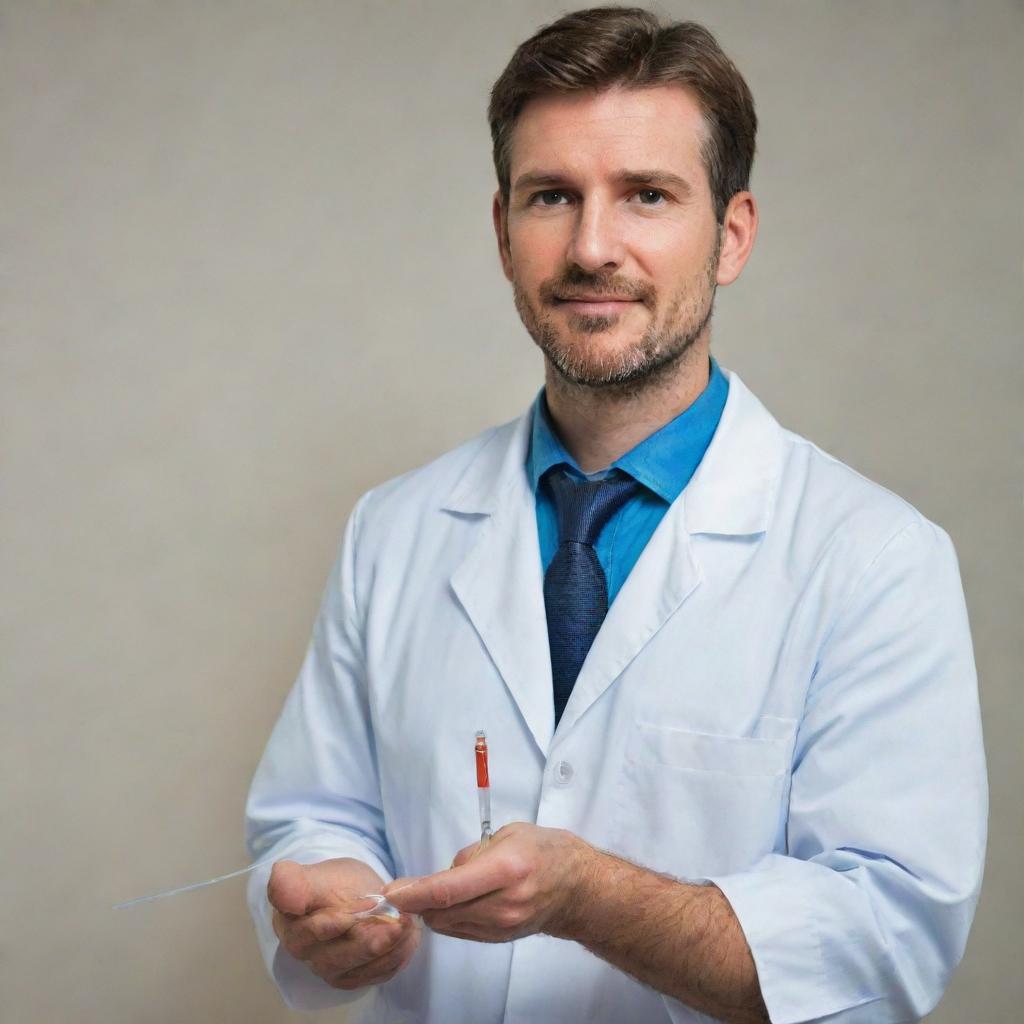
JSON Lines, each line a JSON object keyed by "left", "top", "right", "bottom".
{"left": 633, "top": 189, "right": 667, "bottom": 205}
{"left": 530, "top": 190, "right": 571, "bottom": 206}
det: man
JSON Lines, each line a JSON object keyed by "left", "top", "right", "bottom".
{"left": 245, "top": 8, "right": 987, "bottom": 1023}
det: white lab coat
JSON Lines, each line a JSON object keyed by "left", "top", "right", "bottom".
{"left": 246, "top": 368, "right": 987, "bottom": 1024}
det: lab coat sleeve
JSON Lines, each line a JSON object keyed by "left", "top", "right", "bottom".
{"left": 686, "top": 519, "right": 987, "bottom": 1024}
{"left": 244, "top": 493, "right": 394, "bottom": 1011}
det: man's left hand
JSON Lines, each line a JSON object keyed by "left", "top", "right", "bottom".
{"left": 381, "top": 822, "right": 593, "bottom": 943}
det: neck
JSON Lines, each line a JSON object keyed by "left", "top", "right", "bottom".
{"left": 543, "top": 341, "right": 712, "bottom": 474}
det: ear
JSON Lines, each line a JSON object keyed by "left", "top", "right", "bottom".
{"left": 715, "top": 191, "right": 758, "bottom": 287}
{"left": 492, "top": 191, "right": 514, "bottom": 282}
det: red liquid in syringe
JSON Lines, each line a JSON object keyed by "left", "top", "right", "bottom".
{"left": 475, "top": 731, "right": 492, "bottom": 840}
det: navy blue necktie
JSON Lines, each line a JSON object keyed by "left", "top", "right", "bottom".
{"left": 543, "top": 470, "right": 642, "bottom": 725}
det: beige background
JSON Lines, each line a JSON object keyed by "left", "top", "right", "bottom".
{"left": 2, "top": 1, "right": 1021, "bottom": 1022}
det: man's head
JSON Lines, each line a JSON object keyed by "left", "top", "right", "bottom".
{"left": 488, "top": 6, "right": 758, "bottom": 391}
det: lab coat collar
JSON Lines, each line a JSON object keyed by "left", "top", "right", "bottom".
{"left": 443, "top": 366, "right": 784, "bottom": 536}
{"left": 682, "top": 368, "right": 784, "bottom": 536}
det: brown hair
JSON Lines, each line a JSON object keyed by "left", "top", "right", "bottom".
{"left": 488, "top": 5, "right": 756, "bottom": 224}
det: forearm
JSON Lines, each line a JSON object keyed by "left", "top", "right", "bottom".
{"left": 556, "top": 843, "right": 769, "bottom": 1024}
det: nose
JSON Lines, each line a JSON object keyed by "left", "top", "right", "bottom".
{"left": 565, "top": 197, "right": 625, "bottom": 274}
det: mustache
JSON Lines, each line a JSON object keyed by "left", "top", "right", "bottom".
{"left": 538, "top": 270, "right": 655, "bottom": 306}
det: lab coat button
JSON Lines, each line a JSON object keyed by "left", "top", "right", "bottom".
{"left": 553, "top": 760, "right": 574, "bottom": 786}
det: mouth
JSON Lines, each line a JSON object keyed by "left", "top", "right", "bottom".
{"left": 552, "top": 295, "right": 642, "bottom": 316}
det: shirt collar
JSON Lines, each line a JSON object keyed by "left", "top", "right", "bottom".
{"left": 526, "top": 356, "right": 729, "bottom": 504}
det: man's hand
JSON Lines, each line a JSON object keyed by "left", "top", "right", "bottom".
{"left": 268, "top": 857, "right": 421, "bottom": 991}
{"left": 382, "top": 828, "right": 768, "bottom": 1023}
{"left": 381, "top": 822, "right": 593, "bottom": 942}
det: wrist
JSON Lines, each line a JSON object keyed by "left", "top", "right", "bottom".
{"left": 549, "top": 835, "right": 605, "bottom": 942}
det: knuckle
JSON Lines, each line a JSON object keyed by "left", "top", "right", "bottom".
{"left": 429, "top": 878, "right": 454, "bottom": 909}
{"left": 451, "top": 844, "right": 475, "bottom": 868}
{"left": 517, "top": 879, "right": 538, "bottom": 903}
{"left": 357, "top": 921, "right": 398, "bottom": 958}
{"left": 309, "top": 913, "right": 339, "bottom": 943}
{"left": 496, "top": 905, "right": 526, "bottom": 931}
{"left": 503, "top": 854, "right": 531, "bottom": 882}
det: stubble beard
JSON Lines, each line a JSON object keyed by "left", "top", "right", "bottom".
{"left": 513, "top": 242, "right": 721, "bottom": 394}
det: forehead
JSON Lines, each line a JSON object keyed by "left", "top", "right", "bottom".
{"left": 508, "top": 85, "right": 709, "bottom": 185}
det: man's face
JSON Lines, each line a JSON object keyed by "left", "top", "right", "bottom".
{"left": 494, "top": 86, "right": 725, "bottom": 389}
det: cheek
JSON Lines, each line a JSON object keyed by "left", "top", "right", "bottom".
{"left": 626, "top": 218, "right": 717, "bottom": 280}
{"left": 650, "top": 251, "right": 715, "bottom": 307}
{"left": 508, "top": 222, "right": 566, "bottom": 281}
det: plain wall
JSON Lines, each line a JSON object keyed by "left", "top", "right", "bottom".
{"left": 2, "top": 2, "right": 1021, "bottom": 1021}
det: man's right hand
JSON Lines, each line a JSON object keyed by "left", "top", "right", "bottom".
{"left": 268, "top": 857, "right": 421, "bottom": 991}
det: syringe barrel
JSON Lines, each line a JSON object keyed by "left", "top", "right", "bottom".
{"left": 477, "top": 786, "right": 492, "bottom": 835}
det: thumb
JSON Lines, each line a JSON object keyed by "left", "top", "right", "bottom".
{"left": 267, "top": 860, "right": 313, "bottom": 917}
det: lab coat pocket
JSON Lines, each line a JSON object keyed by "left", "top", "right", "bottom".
{"left": 611, "top": 720, "right": 795, "bottom": 878}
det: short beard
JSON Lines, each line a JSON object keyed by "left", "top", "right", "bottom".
{"left": 513, "top": 242, "right": 720, "bottom": 392}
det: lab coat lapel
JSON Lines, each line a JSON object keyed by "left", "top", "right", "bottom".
{"left": 555, "top": 369, "right": 784, "bottom": 738}
{"left": 554, "top": 498, "right": 701, "bottom": 739}
{"left": 446, "top": 412, "right": 554, "bottom": 756}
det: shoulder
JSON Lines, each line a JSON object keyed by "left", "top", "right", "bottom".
{"left": 781, "top": 426, "right": 923, "bottom": 522}
{"left": 350, "top": 414, "right": 524, "bottom": 543}
{"left": 709, "top": 369, "right": 943, "bottom": 556}
{"left": 773, "top": 424, "right": 955, "bottom": 584}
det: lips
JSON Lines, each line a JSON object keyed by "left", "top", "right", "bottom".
{"left": 553, "top": 295, "right": 641, "bottom": 315}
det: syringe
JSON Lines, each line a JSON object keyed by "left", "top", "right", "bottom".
{"left": 475, "top": 730, "right": 493, "bottom": 846}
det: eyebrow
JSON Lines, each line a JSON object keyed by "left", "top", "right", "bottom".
{"left": 512, "top": 169, "right": 694, "bottom": 198}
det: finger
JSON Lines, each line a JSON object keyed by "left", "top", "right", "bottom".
{"left": 284, "top": 904, "right": 366, "bottom": 950}
{"left": 382, "top": 872, "right": 454, "bottom": 914}
{"left": 421, "top": 911, "right": 505, "bottom": 944}
{"left": 383, "top": 856, "right": 512, "bottom": 915}
{"left": 269, "top": 859, "right": 379, "bottom": 918}
{"left": 327, "top": 925, "right": 418, "bottom": 987}
{"left": 338, "top": 947, "right": 409, "bottom": 986}
{"left": 306, "top": 919, "right": 404, "bottom": 978}
{"left": 379, "top": 875, "right": 421, "bottom": 904}
{"left": 281, "top": 903, "right": 397, "bottom": 960}
{"left": 452, "top": 842, "right": 482, "bottom": 868}
{"left": 329, "top": 956, "right": 407, "bottom": 991}
{"left": 267, "top": 860, "right": 311, "bottom": 917}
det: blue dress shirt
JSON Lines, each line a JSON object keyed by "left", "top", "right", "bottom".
{"left": 527, "top": 356, "right": 729, "bottom": 603}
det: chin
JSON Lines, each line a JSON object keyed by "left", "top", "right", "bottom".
{"left": 547, "top": 340, "right": 658, "bottom": 388}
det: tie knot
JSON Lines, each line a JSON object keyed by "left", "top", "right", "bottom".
{"left": 547, "top": 470, "right": 642, "bottom": 546}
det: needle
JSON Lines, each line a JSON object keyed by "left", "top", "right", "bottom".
{"left": 112, "top": 860, "right": 269, "bottom": 908}
{"left": 113, "top": 858, "right": 399, "bottom": 919}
